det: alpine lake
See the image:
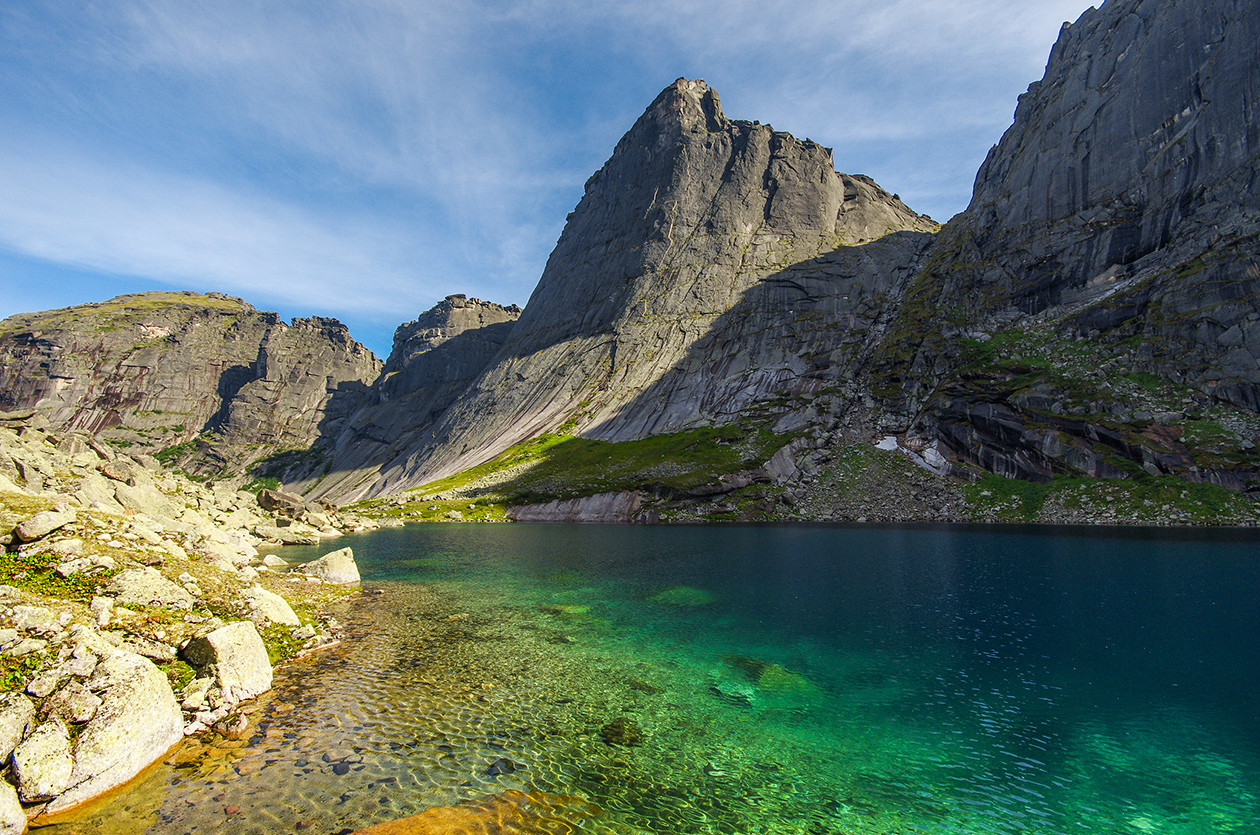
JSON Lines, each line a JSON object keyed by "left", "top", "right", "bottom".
{"left": 36, "top": 523, "right": 1260, "bottom": 835}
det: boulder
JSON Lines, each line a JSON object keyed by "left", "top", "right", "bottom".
{"left": 12, "top": 716, "right": 73, "bottom": 802}
{"left": 104, "top": 568, "right": 194, "bottom": 610}
{"left": 48, "top": 650, "right": 184, "bottom": 813}
{"left": 298, "top": 547, "right": 360, "bottom": 584}
{"left": 14, "top": 507, "right": 76, "bottom": 542}
{"left": 257, "top": 488, "right": 309, "bottom": 517}
{"left": 0, "top": 780, "right": 24, "bottom": 835}
{"left": 0, "top": 692, "right": 35, "bottom": 762}
{"left": 243, "top": 586, "right": 300, "bottom": 626}
{"left": 113, "top": 483, "right": 178, "bottom": 520}
{"left": 180, "top": 621, "right": 273, "bottom": 705}
{"left": 43, "top": 681, "right": 103, "bottom": 724}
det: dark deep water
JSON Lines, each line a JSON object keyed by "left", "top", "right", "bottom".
{"left": 49, "top": 524, "right": 1260, "bottom": 834}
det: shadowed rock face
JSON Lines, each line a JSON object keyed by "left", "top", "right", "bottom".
{"left": 870, "top": 0, "right": 1260, "bottom": 483}
{"left": 883, "top": 0, "right": 1260, "bottom": 411}
{"left": 287, "top": 295, "right": 522, "bottom": 501}
{"left": 0, "top": 292, "right": 381, "bottom": 475}
{"left": 344, "top": 79, "right": 936, "bottom": 498}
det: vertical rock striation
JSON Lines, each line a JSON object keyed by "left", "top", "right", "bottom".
{"left": 881, "top": 0, "right": 1260, "bottom": 412}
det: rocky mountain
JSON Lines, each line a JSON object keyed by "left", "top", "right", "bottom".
{"left": 3, "top": 0, "right": 1259, "bottom": 524}
{"left": 282, "top": 295, "right": 521, "bottom": 500}
{"left": 0, "top": 293, "right": 381, "bottom": 478}
{"left": 318, "top": 79, "right": 936, "bottom": 501}
{"left": 873, "top": 0, "right": 1260, "bottom": 488}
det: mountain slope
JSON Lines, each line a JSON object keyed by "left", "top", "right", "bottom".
{"left": 0, "top": 292, "right": 381, "bottom": 475}
{"left": 333, "top": 79, "right": 936, "bottom": 500}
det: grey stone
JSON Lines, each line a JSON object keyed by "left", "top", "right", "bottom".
{"left": 49, "top": 650, "right": 184, "bottom": 813}
{"left": 43, "top": 680, "right": 103, "bottom": 724}
{"left": 0, "top": 779, "right": 24, "bottom": 835}
{"left": 180, "top": 621, "right": 273, "bottom": 705}
{"left": 0, "top": 293, "right": 381, "bottom": 478}
{"left": 243, "top": 586, "right": 300, "bottom": 626}
{"left": 26, "top": 668, "right": 64, "bottom": 699}
{"left": 0, "top": 692, "right": 35, "bottom": 762}
{"left": 298, "top": 547, "right": 360, "bottom": 585}
{"left": 104, "top": 567, "right": 194, "bottom": 610}
{"left": 14, "top": 506, "right": 76, "bottom": 541}
{"left": 12, "top": 716, "right": 73, "bottom": 802}
{"left": 5, "top": 638, "right": 46, "bottom": 657}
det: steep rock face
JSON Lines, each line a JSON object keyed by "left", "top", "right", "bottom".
{"left": 882, "top": 0, "right": 1260, "bottom": 410}
{"left": 0, "top": 292, "right": 381, "bottom": 476}
{"left": 873, "top": 0, "right": 1260, "bottom": 484}
{"left": 289, "top": 295, "right": 520, "bottom": 500}
{"left": 351, "top": 79, "right": 935, "bottom": 498}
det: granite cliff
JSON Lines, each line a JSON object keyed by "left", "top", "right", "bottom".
{"left": 0, "top": 293, "right": 381, "bottom": 478}
{"left": 321, "top": 79, "right": 936, "bottom": 501}
{"left": 873, "top": 0, "right": 1260, "bottom": 490}
{"left": 3, "top": 0, "right": 1260, "bottom": 525}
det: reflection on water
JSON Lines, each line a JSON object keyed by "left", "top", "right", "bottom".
{"left": 40, "top": 524, "right": 1260, "bottom": 834}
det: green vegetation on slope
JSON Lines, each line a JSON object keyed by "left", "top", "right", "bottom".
{"left": 355, "top": 422, "right": 791, "bottom": 520}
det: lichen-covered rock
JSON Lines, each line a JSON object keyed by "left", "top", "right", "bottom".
{"left": 180, "top": 621, "right": 273, "bottom": 705}
{"left": 14, "top": 506, "right": 75, "bottom": 541}
{"left": 243, "top": 585, "right": 300, "bottom": 626}
{"left": 43, "top": 681, "right": 103, "bottom": 724}
{"left": 299, "top": 547, "right": 360, "bottom": 584}
{"left": 0, "top": 692, "right": 35, "bottom": 762}
{"left": 0, "top": 780, "right": 25, "bottom": 835}
{"left": 12, "top": 716, "right": 73, "bottom": 802}
{"left": 104, "top": 567, "right": 194, "bottom": 610}
{"left": 48, "top": 650, "right": 184, "bottom": 813}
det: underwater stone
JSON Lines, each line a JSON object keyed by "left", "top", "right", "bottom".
{"left": 599, "top": 717, "right": 645, "bottom": 746}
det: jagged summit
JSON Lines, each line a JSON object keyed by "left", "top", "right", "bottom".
{"left": 331, "top": 80, "right": 937, "bottom": 498}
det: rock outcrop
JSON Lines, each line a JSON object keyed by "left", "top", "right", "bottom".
{"left": 0, "top": 292, "right": 381, "bottom": 479}
{"left": 872, "top": 0, "right": 1260, "bottom": 484}
{"left": 287, "top": 295, "right": 521, "bottom": 501}
{"left": 328, "top": 79, "right": 936, "bottom": 499}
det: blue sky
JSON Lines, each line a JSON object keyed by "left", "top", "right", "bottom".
{"left": 0, "top": 0, "right": 1094, "bottom": 358}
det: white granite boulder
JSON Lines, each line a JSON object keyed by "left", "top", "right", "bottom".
{"left": 104, "top": 567, "right": 194, "bottom": 610}
{"left": 299, "top": 547, "right": 360, "bottom": 584}
{"left": 47, "top": 650, "right": 184, "bottom": 813}
{"left": 181, "top": 621, "right": 273, "bottom": 705}
{"left": 243, "top": 586, "right": 300, "bottom": 626}
{"left": 12, "top": 716, "right": 73, "bottom": 802}
{"left": 0, "top": 692, "right": 34, "bottom": 762}
{"left": 14, "top": 506, "right": 76, "bottom": 542}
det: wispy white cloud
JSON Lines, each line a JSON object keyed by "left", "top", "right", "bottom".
{"left": 0, "top": 0, "right": 1096, "bottom": 349}
{"left": 0, "top": 140, "right": 433, "bottom": 318}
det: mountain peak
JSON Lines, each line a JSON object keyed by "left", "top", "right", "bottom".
{"left": 643, "top": 77, "right": 726, "bottom": 133}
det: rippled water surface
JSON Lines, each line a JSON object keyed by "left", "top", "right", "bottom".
{"left": 43, "top": 524, "right": 1260, "bottom": 834}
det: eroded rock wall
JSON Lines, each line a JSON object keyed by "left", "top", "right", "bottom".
{"left": 350, "top": 79, "right": 936, "bottom": 498}
{"left": 0, "top": 292, "right": 381, "bottom": 478}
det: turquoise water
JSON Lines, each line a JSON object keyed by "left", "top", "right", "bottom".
{"left": 48, "top": 524, "right": 1260, "bottom": 834}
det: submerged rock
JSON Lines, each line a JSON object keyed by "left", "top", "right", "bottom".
{"left": 599, "top": 717, "right": 645, "bottom": 747}
{"left": 350, "top": 789, "right": 601, "bottom": 835}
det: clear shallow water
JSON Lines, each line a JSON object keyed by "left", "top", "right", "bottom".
{"left": 44, "top": 524, "right": 1260, "bottom": 834}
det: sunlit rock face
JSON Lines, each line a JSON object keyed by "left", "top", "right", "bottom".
{"left": 343, "top": 79, "right": 936, "bottom": 499}
{"left": 0, "top": 292, "right": 381, "bottom": 476}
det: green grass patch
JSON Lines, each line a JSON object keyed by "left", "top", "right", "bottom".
{"left": 355, "top": 422, "right": 788, "bottom": 519}
{"left": 155, "top": 439, "right": 199, "bottom": 465}
{"left": 260, "top": 622, "right": 303, "bottom": 665}
{"left": 965, "top": 473, "right": 1056, "bottom": 521}
{"left": 0, "top": 652, "right": 44, "bottom": 693}
{"left": 0, "top": 550, "right": 119, "bottom": 600}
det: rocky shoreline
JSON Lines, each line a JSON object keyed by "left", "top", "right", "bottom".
{"left": 0, "top": 411, "right": 380, "bottom": 833}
